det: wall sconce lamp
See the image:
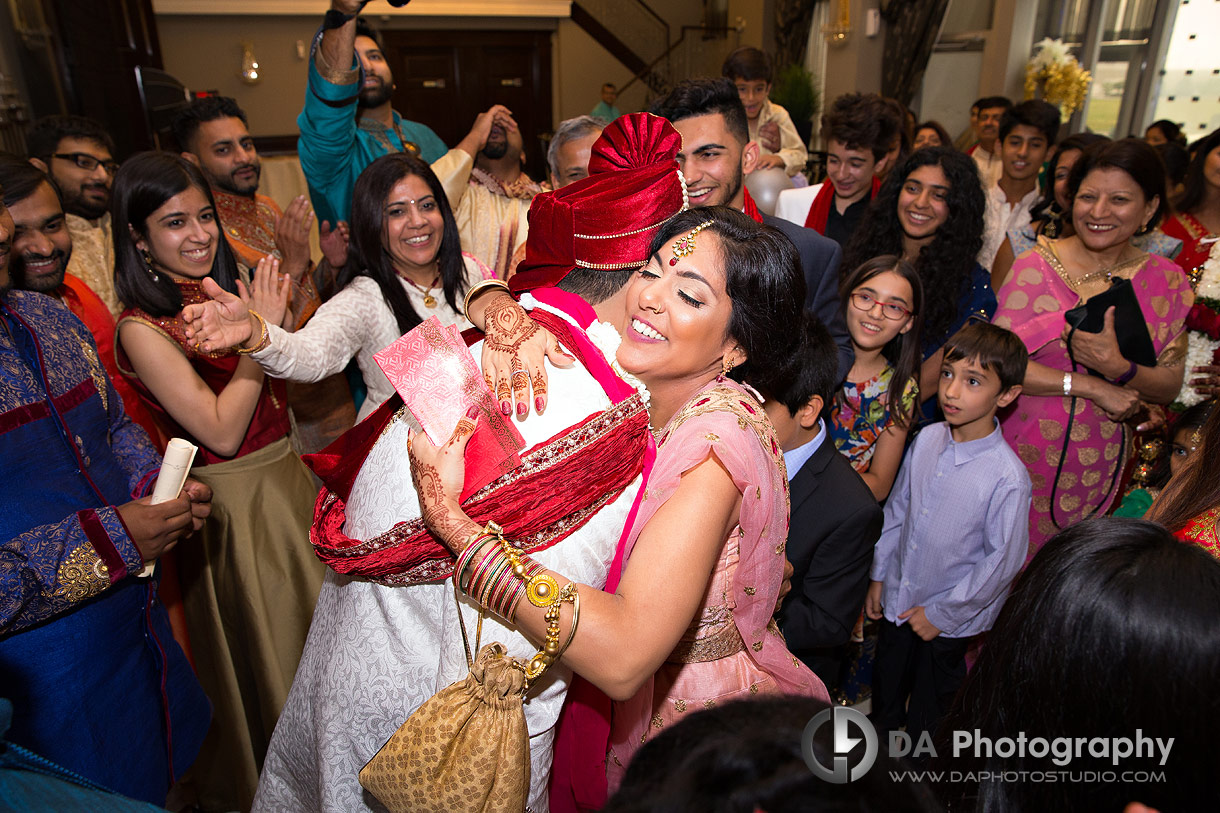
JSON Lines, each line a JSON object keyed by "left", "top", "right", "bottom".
{"left": 240, "top": 41, "right": 261, "bottom": 85}
{"left": 822, "top": 0, "right": 852, "bottom": 46}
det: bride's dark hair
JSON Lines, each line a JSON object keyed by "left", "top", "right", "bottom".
{"left": 646, "top": 207, "right": 806, "bottom": 397}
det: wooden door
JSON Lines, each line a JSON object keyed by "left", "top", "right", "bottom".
{"left": 382, "top": 30, "right": 553, "bottom": 182}
{"left": 45, "top": 0, "right": 163, "bottom": 156}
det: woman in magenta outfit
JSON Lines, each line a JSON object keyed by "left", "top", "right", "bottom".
{"left": 994, "top": 139, "right": 1193, "bottom": 555}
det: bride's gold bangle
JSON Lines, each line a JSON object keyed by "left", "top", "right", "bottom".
{"left": 519, "top": 583, "right": 578, "bottom": 683}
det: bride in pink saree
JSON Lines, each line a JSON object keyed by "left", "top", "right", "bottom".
{"left": 410, "top": 206, "right": 828, "bottom": 805}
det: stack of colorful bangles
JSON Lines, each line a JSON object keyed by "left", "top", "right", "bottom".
{"left": 454, "top": 521, "right": 580, "bottom": 681}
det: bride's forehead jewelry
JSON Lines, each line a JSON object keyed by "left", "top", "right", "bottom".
{"left": 669, "top": 220, "right": 713, "bottom": 266}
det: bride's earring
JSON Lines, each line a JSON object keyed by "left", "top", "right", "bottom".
{"left": 718, "top": 355, "right": 735, "bottom": 381}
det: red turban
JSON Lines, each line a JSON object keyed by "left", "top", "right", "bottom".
{"left": 509, "top": 112, "right": 686, "bottom": 293}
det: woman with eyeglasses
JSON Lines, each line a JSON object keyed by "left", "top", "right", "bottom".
{"left": 830, "top": 255, "right": 925, "bottom": 502}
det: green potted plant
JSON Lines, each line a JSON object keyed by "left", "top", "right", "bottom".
{"left": 770, "top": 63, "right": 820, "bottom": 146}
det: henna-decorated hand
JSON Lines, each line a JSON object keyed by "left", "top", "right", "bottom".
{"left": 481, "top": 294, "right": 573, "bottom": 419}
{"left": 1190, "top": 364, "right": 1220, "bottom": 400}
{"left": 408, "top": 407, "right": 481, "bottom": 550}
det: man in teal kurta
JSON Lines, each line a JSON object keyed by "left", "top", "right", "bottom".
{"left": 298, "top": 5, "right": 447, "bottom": 228}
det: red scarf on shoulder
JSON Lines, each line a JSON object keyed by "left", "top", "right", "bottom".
{"left": 742, "top": 187, "right": 764, "bottom": 224}
{"left": 803, "top": 177, "right": 881, "bottom": 233}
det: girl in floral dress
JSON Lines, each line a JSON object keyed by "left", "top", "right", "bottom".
{"left": 828, "top": 256, "right": 923, "bottom": 705}
{"left": 830, "top": 256, "right": 923, "bottom": 501}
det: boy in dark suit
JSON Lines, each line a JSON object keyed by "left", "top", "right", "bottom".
{"left": 765, "top": 314, "right": 883, "bottom": 691}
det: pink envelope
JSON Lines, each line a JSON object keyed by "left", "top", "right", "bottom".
{"left": 375, "top": 317, "right": 525, "bottom": 499}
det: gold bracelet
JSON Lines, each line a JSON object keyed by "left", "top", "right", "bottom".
{"left": 235, "top": 310, "right": 270, "bottom": 355}
{"left": 462, "top": 279, "right": 510, "bottom": 324}
{"left": 500, "top": 533, "right": 560, "bottom": 608}
{"left": 519, "top": 582, "right": 577, "bottom": 684}
{"left": 558, "top": 585, "right": 580, "bottom": 658}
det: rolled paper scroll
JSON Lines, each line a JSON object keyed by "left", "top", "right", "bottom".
{"left": 151, "top": 438, "right": 198, "bottom": 504}
{"left": 136, "top": 438, "right": 198, "bottom": 576}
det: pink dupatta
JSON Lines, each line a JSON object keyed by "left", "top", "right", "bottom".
{"left": 552, "top": 381, "right": 827, "bottom": 809}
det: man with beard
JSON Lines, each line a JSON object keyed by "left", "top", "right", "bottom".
{"left": 0, "top": 175, "right": 212, "bottom": 808}
{"left": 0, "top": 156, "right": 158, "bottom": 440}
{"left": 647, "top": 78, "right": 853, "bottom": 380}
{"left": 174, "top": 96, "right": 320, "bottom": 322}
{"left": 431, "top": 104, "right": 542, "bottom": 276}
{"left": 503, "top": 115, "right": 605, "bottom": 275}
{"left": 299, "top": 2, "right": 447, "bottom": 228}
{"left": 26, "top": 115, "right": 122, "bottom": 318}
{"left": 174, "top": 96, "right": 357, "bottom": 454}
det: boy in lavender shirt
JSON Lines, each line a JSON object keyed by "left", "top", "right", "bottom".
{"left": 865, "top": 322, "right": 1031, "bottom": 743}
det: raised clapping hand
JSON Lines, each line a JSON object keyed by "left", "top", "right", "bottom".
{"left": 319, "top": 220, "right": 350, "bottom": 269}
{"left": 181, "top": 257, "right": 288, "bottom": 351}
{"left": 481, "top": 294, "right": 573, "bottom": 419}
{"left": 274, "top": 195, "right": 315, "bottom": 281}
{"left": 248, "top": 256, "right": 293, "bottom": 330}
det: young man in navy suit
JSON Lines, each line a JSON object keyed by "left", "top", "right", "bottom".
{"left": 765, "top": 314, "right": 883, "bottom": 691}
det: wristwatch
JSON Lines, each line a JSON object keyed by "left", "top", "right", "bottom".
{"left": 323, "top": 9, "right": 356, "bottom": 29}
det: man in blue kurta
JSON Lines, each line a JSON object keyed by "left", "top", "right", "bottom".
{"left": 0, "top": 196, "right": 211, "bottom": 805}
{"left": 299, "top": 3, "right": 448, "bottom": 227}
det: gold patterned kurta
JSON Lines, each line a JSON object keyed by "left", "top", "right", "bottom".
{"left": 212, "top": 188, "right": 355, "bottom": 455}
{"left": 430, "top": 149, "right": 540, "bottom": 277}
{"left": 65, "top": 213, "right": 120, "bottom": 318}
{"left": 1176, "top": 506, "right": 1220, "bottom": 559}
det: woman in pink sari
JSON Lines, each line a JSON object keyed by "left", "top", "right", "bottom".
{"left": 410, "top": 207, "right": 827, "bottom": 798}
{"left": 994, "top": 139, "right": 1193, "bottom": 554}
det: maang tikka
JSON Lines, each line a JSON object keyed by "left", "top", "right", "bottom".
{"left": 670, "top": 220, "right": 713, "bottom": 266}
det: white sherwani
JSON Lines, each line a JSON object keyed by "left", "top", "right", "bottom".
{"left": 253, "top": 311, "right": 641, "bottom": 813}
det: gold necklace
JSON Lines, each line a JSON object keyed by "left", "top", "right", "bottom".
{"left": 403, "top": 273, "right": 441, "bottom": 308}
{"left": 1067, "top": 246, "right": 1133, "bottom": 291}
